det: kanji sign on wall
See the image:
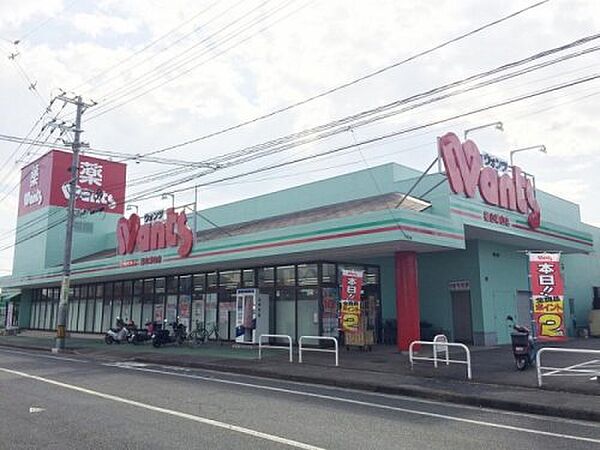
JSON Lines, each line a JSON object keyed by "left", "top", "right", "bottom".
{"left": 18, "top": 150, "right": 127, "bottom": 216}
{"left": 529, "top": 252, "right": 566, "bottom": 341}
{"left": 340, "top": 269, "right": 364, "bottom": 333}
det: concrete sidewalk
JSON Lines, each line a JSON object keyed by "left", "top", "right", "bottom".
{"left": 1, "top": 331, "right": 599, "bottom": 422}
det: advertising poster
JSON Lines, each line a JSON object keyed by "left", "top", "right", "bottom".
{"left": 529, "top": 253, "right": 567, "bottom": 341}
{"left": 340, "top": 269, "right": 363, "bottom": 333}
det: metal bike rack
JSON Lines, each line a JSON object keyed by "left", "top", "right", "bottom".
{"left": 536, "top": 347, "right": 600, "bottom": 387}
{"left": 258, "top": 334, "right": 293, "bottom": 363}
{"left": 409, "top": 340, "right": 472, "bottom": 380}
{"left": 432, "top": 334, "right": 450, "bottom": 368}
{"left": 298, "top": 336, "right": 339, "bottom": 367}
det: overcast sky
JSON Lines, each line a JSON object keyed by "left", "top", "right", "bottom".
{"left": 0, "top": 0, "right": 600, "bottom": 274}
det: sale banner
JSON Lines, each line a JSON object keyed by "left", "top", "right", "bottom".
{"left": 340, "top": 270, "right": 364, "bottom": 333}
{"left": 529, "top": 253, "right": 566, "bottom": 341}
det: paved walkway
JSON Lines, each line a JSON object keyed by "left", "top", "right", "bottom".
{"left": 1, "top": 331, "right": 599, "bottom": 421}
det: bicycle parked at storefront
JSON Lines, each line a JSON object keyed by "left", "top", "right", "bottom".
{"left": 187, "top": 320, "right": 222, "bottom": 345}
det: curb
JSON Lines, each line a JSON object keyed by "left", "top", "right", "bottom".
{"left": 2, "top": 343, "right": 599, "bottom": 422}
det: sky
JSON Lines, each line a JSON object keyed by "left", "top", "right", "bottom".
{"left": 0, "top": 0, "right": 600, "bottom": 274}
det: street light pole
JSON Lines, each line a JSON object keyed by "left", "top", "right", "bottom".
{"left": 54, "top": 95, "right": 95, "bottom": 352}
{"left": 464, "top": 121, "right": 504, "bottom": 140}
{"left": 509, "top": 145, "right": 547, "bottom": 166}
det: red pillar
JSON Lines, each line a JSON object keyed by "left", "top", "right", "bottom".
{"left": 395, "top": 251, "right": 420, "bottom": 351}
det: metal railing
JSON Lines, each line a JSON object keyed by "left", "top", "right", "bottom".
{"left": 432, "top": 334, "right": 450, "bottom": 368}
{"left": 258, "top": 334, "right": 293, "bottom": 363}
{"left": 409, "top": 340, "right": 472, "bottom": 380}
{"left": 298, "top": 336, "right": 339, "bottom": 367}
{"left": 536, "top": 347, "right": 600, "bottom": 387}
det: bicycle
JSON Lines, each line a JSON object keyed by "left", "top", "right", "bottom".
{"left": 187, "top": 321, "right": 222, "bottom": 345}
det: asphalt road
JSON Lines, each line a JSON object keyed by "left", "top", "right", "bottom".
{"left": 0, "top": 348, "right": 599, "bottom": 450}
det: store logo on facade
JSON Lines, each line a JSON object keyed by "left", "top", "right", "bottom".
{"left": 439, "top": 132, "right": 541, "bottom": 229}
{"left": 116, "top": 207, "right": 194, "bottom": 258}
{"left": 23, "top": 163, "right": 43, "bottom": 207}
{"left": 62, "top": 161, "right": 117, "bottom": 210}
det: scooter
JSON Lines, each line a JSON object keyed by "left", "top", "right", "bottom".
{"left": 105, "top": 317, "right": 130, "bottom": 344}
{"left": 506, "top": 315, "right": 536, "bottom": 370}
{"left": 128, "top": 320, "right": 156, "bottom": 345}
{"left": 151, "top": 317, "right": 187, "bottom": 348}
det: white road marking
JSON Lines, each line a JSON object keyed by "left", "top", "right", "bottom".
{"left": 106, "top": 364, "right": 600, "bottom": 444}
{"left": 29, "top": 407, "right": 45, "bottom": 413}
{"left": 544, "top": 359, "right": 600, "bottom": 377}
{"left": 0, "top": 367, "right": 324, "bottom": 450}
{"left": 0, "top": 348, "right": 87, "bottom": 363}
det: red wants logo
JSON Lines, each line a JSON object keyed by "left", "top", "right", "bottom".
{"left": 116, "top": 208, "right": 194, "bottom": 258}
{"left": 439, "top": 132, "right": 541, "bottom": 229}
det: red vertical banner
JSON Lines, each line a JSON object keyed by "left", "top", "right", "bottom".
{"left": 529, "top": 253, "right": 567, "bottom": 341}
{"left": 340, "top": 269, "right": 364, "bottom": 333}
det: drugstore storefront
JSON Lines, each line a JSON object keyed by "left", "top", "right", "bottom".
{"left": 3, "top": 134, "right": 600, "bottom": 350}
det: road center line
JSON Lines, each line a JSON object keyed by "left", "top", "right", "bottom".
{"left": 0, "top": 367, "right": 324, "bottom": 450}
{"left": 107, "top": 364, "right": 600, "bottom": 444}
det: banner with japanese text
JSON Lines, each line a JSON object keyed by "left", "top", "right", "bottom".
{"left": 529, "top": 252, "right": 566, "bottom": 341}
{"left": 340, "top": 269, "right": 364, "bottom": 333}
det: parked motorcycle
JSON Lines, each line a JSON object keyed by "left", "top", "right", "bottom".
{"left": 105, "top": 317, "right": 130, "bottom": 344}
{"left": 151, "top": 317, "right": 187, "bottom": 348}
{"left": 128, "top": 320, "right": 156, "bottom": 345}
{"left": 506, "top": 315, "right": 536, "bottom": 370}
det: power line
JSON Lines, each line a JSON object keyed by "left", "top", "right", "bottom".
{"left": 128, "top": 0, "right": 551, "bottom": 159}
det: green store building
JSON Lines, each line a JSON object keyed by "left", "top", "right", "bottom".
{"left": 2, "top": 137, "right": 599, "bottom": 350}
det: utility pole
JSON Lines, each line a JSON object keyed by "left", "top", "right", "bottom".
{"left": 52, "top": 94, "right": 95, "bottom": 352}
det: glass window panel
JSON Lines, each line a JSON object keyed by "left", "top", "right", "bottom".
{"left": 96, "top": 283, "right": 104, "bottom": 299}
{"left": 219, "top": 270, "right": 241, "bottom": 290}
{"left": 102, "top": 296, "right": 112, "bottom": 331}
{"left": 205, "top": 293, "right": 218, "bottom": 332}
{"left": 132, "top": 295, "right": 142, "bottom": 326}
{"left": 31, "top": 302, "right": 38, "bottom": 328}
{"left": 193, "top": 274, "right": 205, "bottom": 296}
{"left": 179, "top": 275, "right": 192, "bottom": 295}
{"left": 166, "top": 276, "right": 178, "bottom": 294}
{"left": 144, "top": 278, "right": 154, "bottom": 295}
{"left": 113, "top": 282, "right": 123, "bottom": 300}
{"left": 166, "top": 295, "right": 178, "bottom": 324}
{"left": 155, "top": 277, "right": 166, "bottom": 294}
{"left": 297, "top": 288, "right": 319, "bottom": 338}
{"left": 178, "top": 294, "right": 191, "bottom": 331}
{"left": 85, "top": 299, "right": 94, "bottom": 332}
{"left": 277, "top": 266, "right": 295, "bottom": 286}
{"left": 298, "top": 264, "right": 318, "bottom": 286}
{"left": 191, "top": 294, "right": 205, "bottom": 330}
{"left": 154, "top": 294, "right": 165, "bottom": 322}
{"left": 258, "top": 267, "right": 274, "bottom": 287}
{"left": 365, "top": 266, "right": 379, "bottom": 285}
{"left": 207, "top": 272, "right": 217, "bottom": 289}
{"left": 38, "top": 302, "right": 45, "bottom": 329}
{"left": 133, "top": 280, "right": 142, "bottom": 296}
{"left": 242, "top": 269, "right": 255, "bottom": 287}
{"left": 218, "top": 298, "right": 235, "bottom": 341}
{"left": 51, "top": 301, "right": 58, "bottom": 329}
{"left": 111, "top": 298, "right": 122, "bottom": 326}
{"left": 122, "top": 281, "right": 133, "bottom": 322}
{"left": 321, "top": 287, "right": 339, "bottom": 338}
{"left": 69, "top": 301, "right": 78, "bottom": 331}
{"left": 94, "top": 299, "right": 103, "bottom": 332}
{"left": 105, "top": 283, "right": 114, "bottom": 301}
{"left": 44, "top": 302, "right": 52, "bottom": 329}
{"left": 275, "top": 287, "right": 295, "bottom": 339}
{"left": 321, "top": 263, "right": 337, "bottom": 284}
{"left": 142, "top": 297, "right": 153, "bottom": 325}
{"left": 77, "top": 300, "right": 86, "bottom": 331}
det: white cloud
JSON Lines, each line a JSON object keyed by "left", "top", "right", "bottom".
{"left": 71, "top": 12, "right": 139, "bottom": 38}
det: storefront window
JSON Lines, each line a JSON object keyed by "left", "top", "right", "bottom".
{"left": 365, "top": 266, "right": 379, "bottom": 285}
{"left": 275, "top": 287, "right": 295, "bottom": 339}
{"left": 298, "top": 264, "right": 318, "bottom": 286}
{"left": 321, "top": 263, "right": 336, "bottom": 284}
{"left": 166, "top": 276, "right": 178, "bottom": 294}
{"left": 277, "top": 265, "right": 295, "bottom": 286}
{"left": 94, "top": 284, "right": 104, "bottom": 332}
{"left": 122, "top": 281, "right": 133, "bottom": 323}
{"left": 205, "top": 293, "right": 218, "bottom": 335}
{"left": 178, "top": 293, "right": 191, "bottom": 330}
{"left": 258, "top": 267, "right": 274, "bottom": 287}
{"left": 77, "top": 298, "right": 86, "bottom": 332}
{"left": 242, "top": 269, "right": 255, "bottom": 287}
{"left": 102, "top": 283, "right": 113, "bottom": 331}
{"left": 132, "top": 280, "right": 142, "bottom": 325}
{"left": 219, "top": 270, "right": 241, "bottom": 290}
{"left": 179, "top": 275, "right": 192, "bottom": 295}
{"left": 193, "top": 274, "right": 205, "bottom": 295}
{"left": 154, "top": 294, "right": 165, "bottom": 322}
{"left": 297, "top": 288, "right": 319, "bottom": 338}
{"left": 321, "top": 287, "right": 339, "bottom": 337}
{"left": 207, "top": 272, "right": 217, "bottom": 289}
{"left": 191, "top": 293, "right": 205, "bottom": 330}
{"left": 155, "top": 277, "right": 166, "bottom": 294}
{"left": 85, "top": 285, "right": 95, "bottom": 332}
{"left": 166, "top": 295, "right": 178, "bottom": 324}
